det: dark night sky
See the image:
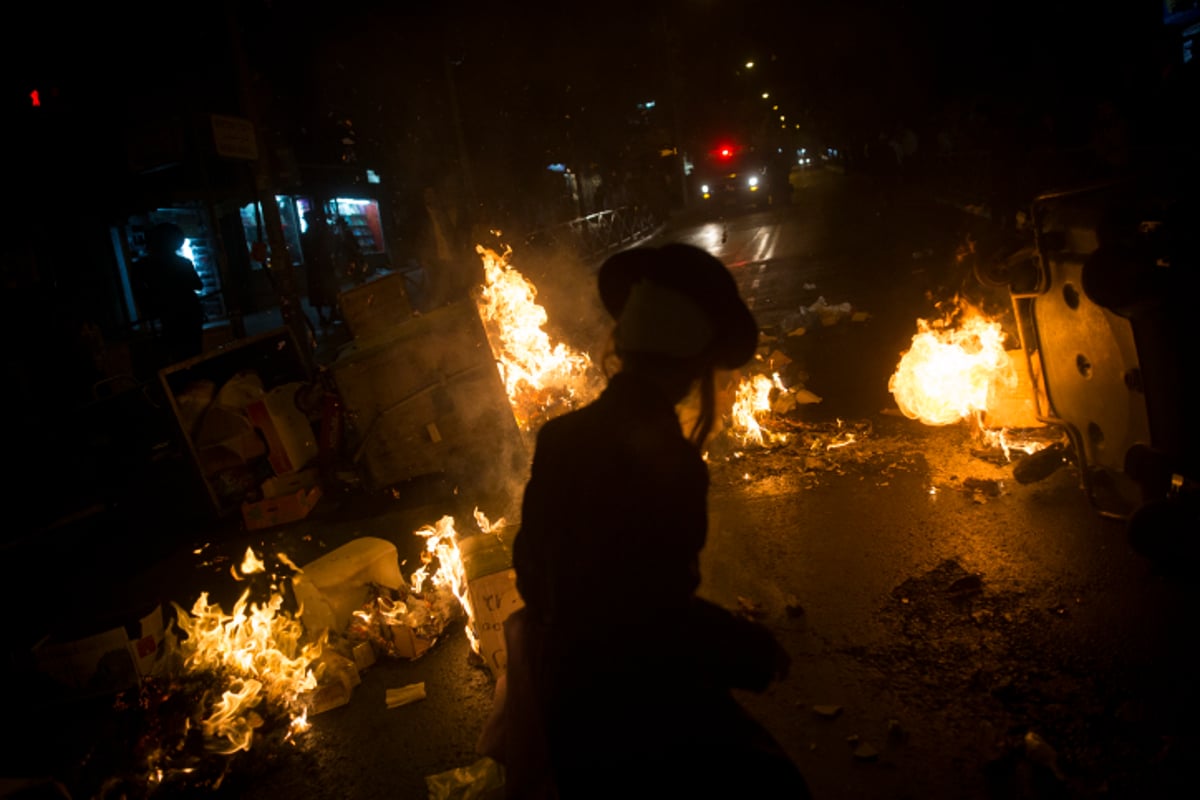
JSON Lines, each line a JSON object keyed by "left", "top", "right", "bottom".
{"left": 6, "top": 1, "right": 1175, "bottom": 130}
{"left": 4, "top": 0, "right": 1187, "bottom": 202}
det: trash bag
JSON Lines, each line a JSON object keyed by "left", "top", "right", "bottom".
{"left": 425, "top": 756, "right": 506, "bottom": 800}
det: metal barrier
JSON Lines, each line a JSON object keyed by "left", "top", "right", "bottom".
{"left": 521, "top": 205, "right": 662, "bottom": 263}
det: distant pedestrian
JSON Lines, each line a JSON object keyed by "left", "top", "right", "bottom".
{"left": 302, "top": 208, "right": 339, "bottom": 326}
{"left": 131, "top": 222, "right": 204, "bottom": 365}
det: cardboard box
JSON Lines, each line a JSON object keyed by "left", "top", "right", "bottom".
{"left": 241, "top": 484, "right": 322, "bottom": 530}
{"left": 261, "top": 467, "right": 319, "bottom": 499}
{"left": 387, "top": 623, "right": 436, "bottom": 660}
{"left": 466, "top": 569, "right": 523, "bottom": 675}
{"left": 339, "top": 272, "right": 413, "bottom": 341}
{"left": 32, "top": 605, "right": 165, "bottom": 698}
{"left": 460, "top": 532, "right": 524, "bottom": 675}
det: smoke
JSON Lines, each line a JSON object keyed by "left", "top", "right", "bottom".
{"left": 501, "top": 237, "right": 618, "bottom": 371}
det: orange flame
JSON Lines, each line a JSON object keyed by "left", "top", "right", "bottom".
{"left": 169, "top": 548, "right": 322, "bottom": 754}
{"left": 889, "top": 299, "right": 1015, "bottom": 426}
{"left": 731, "top": 373, "right": 789, "bottom": 446}
{"left": 474, "top": 244, "right": 602, "bottom": 429}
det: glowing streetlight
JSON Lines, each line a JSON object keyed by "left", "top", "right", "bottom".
{"left": 745, "top": 60, "right": 755, "bottom": 69}
{"left": 761, "top": 92, "right": 770, "bottom": 99}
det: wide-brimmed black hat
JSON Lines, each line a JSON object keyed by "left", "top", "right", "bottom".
{"left": 598, "top": 243, "right": 759, "bottom": 369}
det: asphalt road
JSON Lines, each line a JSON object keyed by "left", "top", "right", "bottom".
{"left": 3, "top": 169, "right": 1194, "bottom": 800}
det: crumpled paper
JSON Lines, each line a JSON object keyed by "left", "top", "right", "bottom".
{"left": 426, "top": 756, "right": 506, "bottom": 800}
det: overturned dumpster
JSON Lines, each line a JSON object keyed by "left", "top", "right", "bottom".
{"left": 331, "top": 298, "right": 530, "bottom": 501}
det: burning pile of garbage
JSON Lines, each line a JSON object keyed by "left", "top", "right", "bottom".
{"left": 87, "top": 506, "right": 520, "bottom": 797}
{"left": 723, "top": 348, "right": 824, "bottom": 449}
{"left": 83, "top": 549, "right": 323, "bottom": 795}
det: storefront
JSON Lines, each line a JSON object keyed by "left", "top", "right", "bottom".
{"left": 106, "top": 163, "right": 393, "bottom": 381}
{"left": 119, "top": 204, "right": 228, "bottom": 328}
{"left": 235, "top": 192, "right": 389, "bottom": 276}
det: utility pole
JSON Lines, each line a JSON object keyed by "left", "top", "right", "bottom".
{"left": 659, "top": 8, "right": 691, "bottom": 211}
{"left": 445, "top": 54, "right": 478, "bottom": 225}
{"left": 224, "top": 0, "right": 313, "bottom": 363}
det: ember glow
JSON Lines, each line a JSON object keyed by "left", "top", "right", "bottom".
{"left": 474, "top": 244, "right": 602, "bottom": 429}
{"left": 169, "top": 548, "right": 322, "bottom": 755}
{"left": 889, "top": 299, "right": 1015, "bottom": 426}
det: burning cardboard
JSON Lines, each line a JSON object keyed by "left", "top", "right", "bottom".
{"left": 460, "top": 529, "right": 524, "bottom": 675}
{"left": 345, "top": 584, "right": 446, "bottom": 661}
{"left": 303, "top": 649, "right": 361, "bottom": 715}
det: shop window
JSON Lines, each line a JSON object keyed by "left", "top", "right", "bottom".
{"left": 239, "top": 195, "right": 303, "bottom": 269}
{"left": 333, "top": 197, "right": 385, "bottom": 255}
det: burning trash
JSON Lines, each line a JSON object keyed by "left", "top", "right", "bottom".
{"left": 726, "top": 349, "right": 822, "bottom": 449}
{"left": 731, "top": 373, "right": 790, "bottom": 447}
{"left": 474, "top": 244, "right": 604, "bottom": 430}
{"left": 889, "top": 297, "right": 1059, "bottom": 465}
{"left": 345, "top": 582, "right": 454, "bottom": 662}
{"left": 341, "top": 517, "right": 470, "bottom": 661}
{"left": 87, "top": 548, "right": 324, "bottom": 795}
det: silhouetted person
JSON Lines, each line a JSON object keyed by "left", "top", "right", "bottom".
{"left": 302, "top": 209, "right": 339, "bottom": 326}
{"left": 486, "top": 244, "right": 812, "bottom": 799}
{"left": 132, "top": 222, "right": 204, "bottom": 365}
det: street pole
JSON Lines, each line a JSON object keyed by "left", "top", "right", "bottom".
{"left": 659, "top": 8, "right": 691, "bottom": 211}
{"left": 224, "top": 0, "right": 313, "bottom": 364}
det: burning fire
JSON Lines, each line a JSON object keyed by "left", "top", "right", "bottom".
{"left": 407, "top": 509, "right": 506, "bottom": 657}
{"left": 889, "top": 298, "right": 1015, "bottom": 426}
{"left": 169, "top": 548, "right": 322, "bottom": 755}
{"left": 889, "top": 298, "right": 1051, "bottom": 459}
{"left": 731, "top": 373, "right": 790, "bottom": 447}
{"left": 475, "top": 244, "right": 603, "bottom": 429}
{"left": 410, "top": 515, "right": 476, "bottom": 651}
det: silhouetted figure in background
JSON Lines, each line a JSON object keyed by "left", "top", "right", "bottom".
{"left": 768, "top": 147, "right": 794, "bottom": 207}
{"left": 487, "top": 244, "right": 812, "bottom": 799}
{"left": 302, "top": 209, "right": 339, "bottom": 326}
{"left": 131, "top": 222, "right": 204, "bottom": 365}
{"left": 333, "top": 216, "right": 367, "bottom": 286}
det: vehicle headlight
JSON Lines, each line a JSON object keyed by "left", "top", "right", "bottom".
{"left": 748, "top": 175, "right": 759, "bottom": 188}
{"left": 700, "top": 184, "right": 710, "bottom": 194}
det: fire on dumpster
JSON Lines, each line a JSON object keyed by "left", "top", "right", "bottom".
{"left": 474, "top": 244, "right": 604, "bottom": 430}
{"left": 889, "top": 296, "right": 1056, "bottom": 461}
